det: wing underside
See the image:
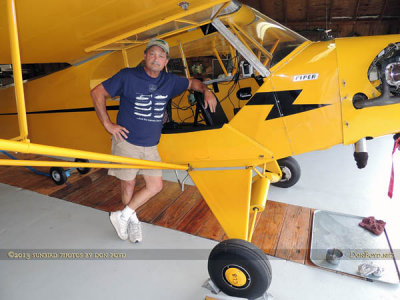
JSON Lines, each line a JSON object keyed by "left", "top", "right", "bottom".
{"left": 0, "top": 0, "right": 229, "bottom": 64}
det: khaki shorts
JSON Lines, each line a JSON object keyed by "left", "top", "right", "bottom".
{"left": 108, "top": 137, "right": 162, "bottom": 181}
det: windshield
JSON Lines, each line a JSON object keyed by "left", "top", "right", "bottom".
{"left": 163, "top": 5, "right": 309, "bottom": 80}
{"left": 230, "top": 8, "right": 308, "bottom": 68}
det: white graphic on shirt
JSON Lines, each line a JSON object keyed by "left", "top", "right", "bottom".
{"left": 154, "top": 95, "right": 168, "bottom": 99}
{"left": 135, "top": 106, "right": 152, "bottom": 111}
{"left": 135, "top": 100, "right": 152, "bottom": 106}
{"left": 132, "top": 92, "right": 170, "bottom": 123}
{"left": 136, "top": 95, "right": 150, "bottom": 100}
{"left": 134, "top": 112, "right": 152, "bottom": 117}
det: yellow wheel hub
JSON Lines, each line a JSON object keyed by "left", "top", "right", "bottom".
{"left": 224, "top": 267, "right": 247, "bottom": 287}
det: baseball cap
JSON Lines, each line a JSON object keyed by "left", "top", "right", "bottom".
{"left": 146, "top": 39, "right": 169, "bottom": 55}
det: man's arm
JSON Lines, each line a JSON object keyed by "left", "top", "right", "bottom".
{"left": 90, "top": 84, "right": 129, "bottom": 141}
{"left": 188, "top": 78, "right": 217, "bottom": 113}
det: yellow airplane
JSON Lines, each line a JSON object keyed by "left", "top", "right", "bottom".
{"left": 1, "top": 0, "right": 399, "bottom": 298}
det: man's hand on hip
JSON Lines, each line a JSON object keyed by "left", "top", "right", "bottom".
{"left": 105, "top": 122, "right": 129, "bottom": 142}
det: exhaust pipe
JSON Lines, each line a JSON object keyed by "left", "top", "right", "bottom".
{"left": 354, "top": 138, "right": 368, "bottom": 169}
{"left": 353, "top": 79, "right": 400, "bottom": 109}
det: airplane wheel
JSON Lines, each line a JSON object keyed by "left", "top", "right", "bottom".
{"left": 208, "top": 239, "right": 272, "bottom": 300}
{"left": 49, "top": 167, "right": 67, "bottom": 185}
{"left": 75, "top": 158, "right": 90, "bottom": 174}
{"left": 272, "top": 156, "right": 301, "bottom": 188}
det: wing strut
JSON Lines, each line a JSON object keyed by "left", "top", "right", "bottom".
{"left": 6, "top": 0, "right": 29, "bottom": 142}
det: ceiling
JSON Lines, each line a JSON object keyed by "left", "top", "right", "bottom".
{"left": 241, "top": 0, "right": 400, "bottom": 40}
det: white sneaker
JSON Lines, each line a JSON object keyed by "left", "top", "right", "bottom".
{"left": 128, "top": 219, "right": 143, "bottom": 243}
{"left": 109, "top": 211, "right": 128, "bottom": 240}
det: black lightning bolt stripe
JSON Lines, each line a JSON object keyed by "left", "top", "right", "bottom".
{"left": 246, "top": 90, "right": 330, "bottom": 120}
{"left": 0, "top": 105, "right": 120, "bottom": 116}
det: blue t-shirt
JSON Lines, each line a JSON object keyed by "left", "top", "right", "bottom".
{"left": 102, "top": 67, "right": 189, "bottom": 146}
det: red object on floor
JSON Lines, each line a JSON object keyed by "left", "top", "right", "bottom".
{"left": 359, "top": 216, "right": 386, "bottom": 235}
{"left": 388, "top": 137, "right": 400, "bottom": 198}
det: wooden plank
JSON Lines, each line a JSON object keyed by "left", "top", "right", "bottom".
{"left": 92, "top": 176, "right": 129, "bottom": 211}
{"left": 153, "top": 185, "right": 203, "bottom": 229}
{"left": 196, "top": 213, "right": 225, "bottom": 241}
{"left": 0, "top": 165, "right": 13, "bottom": 177}
{"left": 0, "top": 167, "right": 53, "bottom": 192}
{"left": 136, "top": 181, "right": 183, "bottom": 223}
{"left": 0, "top": 152, "right": 48, "bottom": 190}
{"left": 251, "top": 200, "right": 288, "bottom": 256}
{"left": 0, "top": 152, "right": 103, "bottom": 195}
{"left": 65, "top": 174, "right": 120, "bottom": 207}
{"left": 175, "top": 198, "right": 211, "bottom": 235}
{"left": 52, "top": 171, "right": 108, "bottom": 201}
{"left": 91, "top": 180, "right": 123, "bottom": 211}
{"left": 33, "top": 179, "right": 69, "bottom": 196}
{"left": 49, "top": 169, "right": 107, "bottom": 198}
{"left": 20, "top": 173, "right": 56, "bottom": 194}
{"left": 275, "top": 205, "right": 312, "bottom": 263}
{"left": 0, "top": 159, "right": 321, "bottom": 268}
{"left": 49, "top": 171, "right": 116, "bottom": 210}
{"left": 96, "top": 192, "right": 124, "bottom": 212}
{"left": 305, "top": 209, "right": 317, "bottom": 267}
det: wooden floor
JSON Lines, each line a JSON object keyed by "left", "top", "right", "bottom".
{"left": 0, "top": 153, "right": 315, "bottom": 265}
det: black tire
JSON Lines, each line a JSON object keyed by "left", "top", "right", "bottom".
{"left": 208, "top": 239, "right": 272, "bottom": 300}
{"left": 74, "top": 158, "right": 90, "bottom": 174}
{"left": 271, "top": 156, "right": 301, "bottom": 188}
{"left": 49, "top": 167, "right": 67, "bottom": 185}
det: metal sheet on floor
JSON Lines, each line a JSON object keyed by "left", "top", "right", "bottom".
{"left": 310, "top": 210, "right": 399, "bottom": 284}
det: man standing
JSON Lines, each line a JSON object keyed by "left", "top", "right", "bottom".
{"left": 91, "top": 39, "right": 217, "bottom": 243}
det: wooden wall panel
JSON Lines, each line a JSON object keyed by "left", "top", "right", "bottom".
{"left": 286, "top": 0, "right": 308, "bottom": 21}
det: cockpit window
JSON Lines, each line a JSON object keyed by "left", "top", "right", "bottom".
{"left": 230, "top": 8, "right": 307, "bottom": 68}
{"left": 167, "top": 32, "right": 238, "bottom": 82}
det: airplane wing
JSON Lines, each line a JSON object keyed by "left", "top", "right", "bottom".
{"left": 0, "top": 0, "right": 229, "bottom": 64}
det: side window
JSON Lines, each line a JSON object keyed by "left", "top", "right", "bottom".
{"left": 166, "top": 57, "right": 186, "bottom": 77}
{"left": 186, "top": 56, "right": 234, "bottom": 82}
{"left": 187, "top": 57, "right": 212, "bottom": 81}
{"left": 167, "top": 55, "right": 234, "bottom": 82}
{"left": 183, "top": 33, "right": 237, "bottom": 82}
{"left": 164, "top": 32, "right": 241, "bottom": 130}
{"left": 0, "top": 63, "right": 70, "bottom": 88}
{"left": 166, "top": 33, "right": 239, "bottom": 82}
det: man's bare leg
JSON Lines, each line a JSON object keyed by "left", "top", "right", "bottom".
{"left": 127, "top": 175, "right": 163, "bottom": 211}
{"left": 109, "top": 178, "right": 136, "bottom": 241}
{"left": 120, "top": 179, "right": 136, "bottom": 206}
{"left": 119, "top": 175, "right": 163, "bottom": 242}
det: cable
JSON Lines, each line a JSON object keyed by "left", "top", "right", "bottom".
{"left": 171, "top": 54, "right": 242, "bottom": 124}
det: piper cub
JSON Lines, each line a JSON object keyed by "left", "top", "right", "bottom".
{"left": 0, "top": 0, "right": 399, "bottom": 298}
